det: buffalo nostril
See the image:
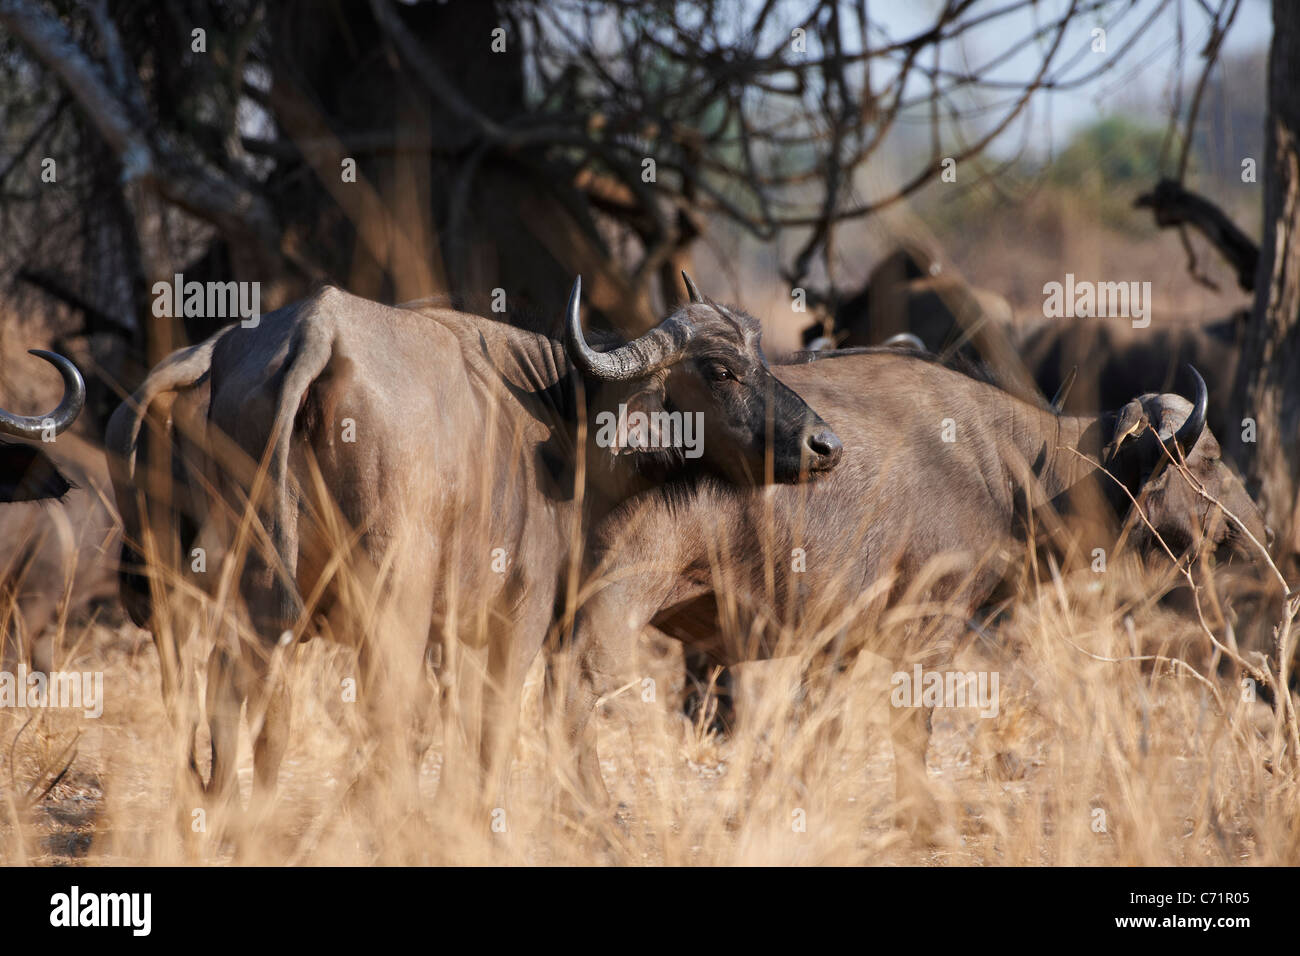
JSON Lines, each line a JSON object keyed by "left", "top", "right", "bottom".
{"left": 1266, "top": 526, "right": 1276, "bottom": 549}
{"left": 806, "top": 429, "right": 842, "bottom": 468}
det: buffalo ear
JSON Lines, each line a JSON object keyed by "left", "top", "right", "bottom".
{"left": 1104, "top": 400, "right": 1147, "bottom": 462}
{"left": 600, "top": 379, "right": 669, "bottom": 455}
{"left": 0, "top": 440, "right": 72, "bottom": 503}
{"left": 627, "top": 383, "right": 670, "bottom": 452}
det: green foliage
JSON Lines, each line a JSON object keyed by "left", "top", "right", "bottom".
{"left": 1048, "top": 115, "right": 1170, "bottom": 191}
{"left": 912, "top": 115, "right": 1174, "bottom": 236}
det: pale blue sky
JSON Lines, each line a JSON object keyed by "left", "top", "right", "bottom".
{"left": 857, "top": 0, "right": 1272, "bottom": 157}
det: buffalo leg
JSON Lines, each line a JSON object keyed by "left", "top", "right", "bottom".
{"left": 154, "top": 625, "right": 204, "bottom": 797}
{"left": 550, "top": 514, "right": 693, "bottom": 822}
{"left": 481, "top": 607, "right": 549, "bottom": 820}
{"left": 558, "top": 572, "right": 676, "bottom": 817}
{"left": 348, "top": 629, "right": 428, "bottom": 810}
{"left": 479, "top": 643, "right": 521, "bottom": 820}
{"left": 328, "top": 540, "right": 438, "bottom": 813}
{"left": 249, "top": 666, "right": 291, "bottom": 803}
{"left": 793, "top": 642, "right": 853, "bottom": 793}
{"left": 204, "top": 642, "right": 245, "bottom": 806}
{"left": 557, "top": 623, "right": 633, "bottom": 807}
{"left": 205, "top": 631, "right": 288, "bottom": 812}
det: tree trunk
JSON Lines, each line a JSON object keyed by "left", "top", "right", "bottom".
{"left": 262, "top": 0, "right": 599, "bottom": 326}
{"left": 1231, "top": 0, "right": 1300, "bottom": 572}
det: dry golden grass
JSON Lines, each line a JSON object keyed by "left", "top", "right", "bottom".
{"left": 1, "top": 464, "right": 1297, "bottom": 867}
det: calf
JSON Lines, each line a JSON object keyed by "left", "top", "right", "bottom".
{"left": 561, "top": 350, "right": 1268, "bottom": 839}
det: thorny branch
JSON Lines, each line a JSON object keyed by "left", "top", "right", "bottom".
{"left": 1063, "top": 440, "right": 1300, "bottom": 774}
{"left": 0, "top": 0, "right": 1222, "bottom": 317}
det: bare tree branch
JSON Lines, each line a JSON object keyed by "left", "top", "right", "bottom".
{"left": 0, "top": 0, "right": 281, "bottom": 277}
{"left": 1135, "top": 178, "right": 1260, "bottom": 291}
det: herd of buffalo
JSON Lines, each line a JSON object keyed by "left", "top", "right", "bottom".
{"left": 0, "top": 251, "right": 1282, "bottom": 841}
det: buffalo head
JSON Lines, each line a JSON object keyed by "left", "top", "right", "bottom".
{"left": 566, "top": 275, "right": 842, "bottom": 483}
{"left": 1104, "top": 365, "right": 1268, "bottom": 563}
{"left": 0, "top": 350, "right": 85, "bottom": 503}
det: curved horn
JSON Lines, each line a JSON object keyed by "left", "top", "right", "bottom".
{"left": 1166, "top": 363, "right": 1208, "bottom": 456}
{"left": 1050, "top": 365, "right": 1078, "bottom": 413}
{"left": 565, "top": 276, "right": 696, "bottom": 382}
{"left": 682, "top": 271, "right": 704, "bottom": 304}
{"left": 882, "top": 332, "right": 925, "bottom": 351}
{"left": 0, "top": 350, "right": 85, "bottom": 439}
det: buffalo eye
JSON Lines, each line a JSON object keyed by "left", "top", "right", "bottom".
{"left": 707, "top": 363, "right": 736, "bottom": 383}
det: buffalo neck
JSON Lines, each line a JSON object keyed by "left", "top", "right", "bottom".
{"left": 993, "top": 390, "right": 1115, "bottom": 503}
{"left": 455, "top": 313, "right": 662, "bottom": 515}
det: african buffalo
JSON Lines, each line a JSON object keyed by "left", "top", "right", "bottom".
{"left": 810, "top": 251, "right": 1248, "bottom": 447}
{"left": 0, "top": 350, "right": 85, "bottom": 503}
{"left": 801, "top": 247, "right": 1014, "bottom": 357}
{"left": 687, "top": 309, "right": 1263, "bottom": 729}
{"left": 0, "top": 432, "right": 118, "bottom": 675}
{"left": 560, "top": 349, "right": 1268, "bottom": 840}
{"left": 799, "top": 246, "right": 1249, "bottom": 440}
{"left": 800, "top": 247, "right": 1037, "bottom": 402}
{"left": 106, "top": 276, "right": 841, "bottom": 808}
{"left": 681, "top": 328, "right": 935, "bottom": 733}
{"left": 1, "top": 349, "right": 95, "bottom": 672}
{"left": 1020, "top": 311, "right": 1246, "bottom": 444}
